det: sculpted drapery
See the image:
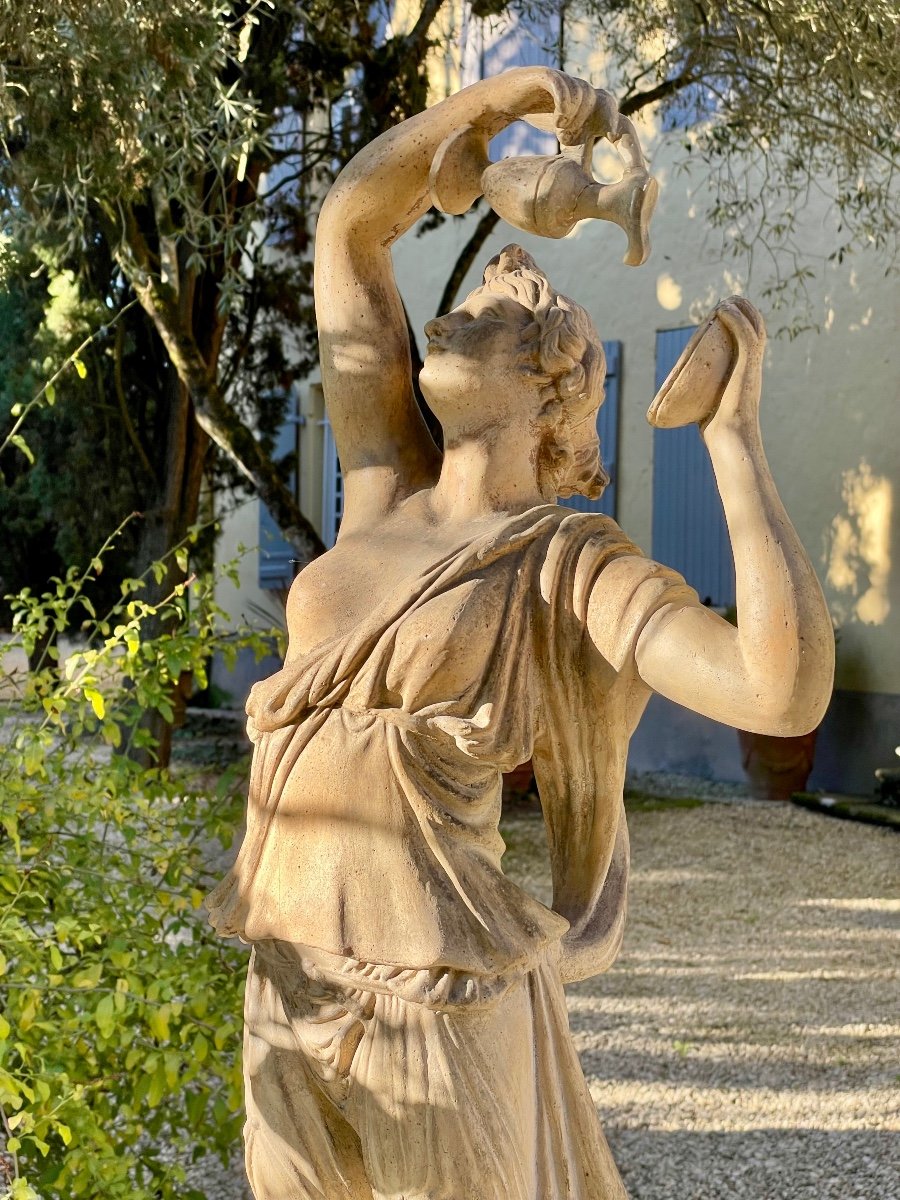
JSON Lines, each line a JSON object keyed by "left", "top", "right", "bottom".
{"left": 208, "top": 64, "right": 833, "bottom": 1200}
{"left": 208, "top": 509, "right": 695, "bottom": 979}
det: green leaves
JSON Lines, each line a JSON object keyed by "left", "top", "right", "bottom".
{"left": 7, "top": 432, "right": 34, "bottom": 463}
{"left": 0, "top": 0, "right": 273, "bottom": 295}
{"left": 83, "top": 687, "right": 105, "bottom": 720}
{"left": 8, "top": 1180, "right": 40, "bottom": 1200}
{"left": 94, "top": 995, "right": 116, "bottom": 1039}
{"left": 0, "top": 538, "right": 262, "bottom": 1198}
{"left": 71, "top": 964, "right": 103, "bottom": 990}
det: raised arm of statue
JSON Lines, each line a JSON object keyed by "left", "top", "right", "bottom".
{"left": 591, "top": 300, "right": 835, "bottom": 737}
{"left": 313, "top": 67, "right": 621, "bottom": 528}
{"left": 212, "top": 64, "right": 837, "bottom": 1200}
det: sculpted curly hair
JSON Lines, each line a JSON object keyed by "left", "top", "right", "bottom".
{"left": 480, "top": 244, "right": 609, "bottom": 500}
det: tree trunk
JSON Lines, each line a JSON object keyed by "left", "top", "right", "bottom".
{"left": 128, "top": 269, "right": 325, "bottom": 565}
{"left": 128, "top": 367, "right": 209, "bottom": 769}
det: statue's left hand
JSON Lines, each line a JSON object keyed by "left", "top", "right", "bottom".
{"left": 647, "top": 297, "right": 765, "bottom": 432}
{"left": 541, "top": 73, "right": 621, "bottom": 148}
{"left": 701, "top": 298, "right": 766, "bottom": 436}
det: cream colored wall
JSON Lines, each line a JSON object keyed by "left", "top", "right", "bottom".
{"left": 214, "top": 495, "right": 266, "bottom": 629}
{"left": 391, "top": 128, "right": 900, "bottom": 695}
{"left": 214, "top": 381, "right": 327, "bottom": 630}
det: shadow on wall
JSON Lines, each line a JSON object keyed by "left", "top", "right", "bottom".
{"left": 629, "top": 695, "right": 745, "bottom": 785}
{"left": 809, "top": 689, "right": 900, "bottom": 796}
{"left": 630, "top": 687, "right": 900, "bottom": 796}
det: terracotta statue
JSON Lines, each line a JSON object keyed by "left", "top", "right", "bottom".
{"left": 207, "top": 67, "right": 834, "bottom": 1199}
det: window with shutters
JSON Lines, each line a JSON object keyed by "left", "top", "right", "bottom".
{"left": 459, "top": 6, "right": 560, "bottom": 159}
{"left": 651, "top": 328, "right": 735, "bottom": 607}
{"left": 321, "top": 418, "right": 344, "bottom": 550}
{"left": 258, "top": 390, "right": 300, "bottom": 590}
{"left": 559, "top": 339, "right": 621, "bottom": 519}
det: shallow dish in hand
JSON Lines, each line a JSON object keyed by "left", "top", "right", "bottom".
{"left": 646, "top": 309, "right": 733, "bottom": 429}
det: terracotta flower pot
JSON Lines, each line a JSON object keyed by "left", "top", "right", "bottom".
{"left": 502, "top": 759, "right": 535, "bottom": 803}
{"left": 738, "top": 728, "right": 819, "bottom": 800}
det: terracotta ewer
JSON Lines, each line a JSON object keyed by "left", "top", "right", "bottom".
{"left": 428, "top": 96, "right": 658, "bottom": 266}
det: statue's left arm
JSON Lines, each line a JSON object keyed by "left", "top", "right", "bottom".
{"left": 596, "top": 300, "right": 835, "bottom": 735}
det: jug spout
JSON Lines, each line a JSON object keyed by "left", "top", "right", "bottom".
{"left": 572, "top": 170, "right": 659, "bottom": 266}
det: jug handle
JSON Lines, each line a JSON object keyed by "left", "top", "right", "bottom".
{"left": 428, "top": 98, "right": 652, "bottom": 222}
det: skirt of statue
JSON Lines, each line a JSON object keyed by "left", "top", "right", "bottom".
{"left": 242, "top": 940, "right": 628, "bottom": 1200}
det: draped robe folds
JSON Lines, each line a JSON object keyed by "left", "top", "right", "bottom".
{"left": 207, "top": 506, "right": 695, "bottom": 986}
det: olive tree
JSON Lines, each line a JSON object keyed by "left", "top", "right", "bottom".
{"left": 438, "top": 0, "right": 898, "bottom": 320}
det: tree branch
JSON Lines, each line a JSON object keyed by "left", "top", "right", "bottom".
{"left": 126, "top": 264, "right": 324, "bottom": 562}
{"left": 436, "top": 204, "right": 501, "bottom": 316}
{"left": 620, "top": 71, "right": 697, "bottom": 117}
{"left": 406, "top": 0, "right": 449, "bottom": 52}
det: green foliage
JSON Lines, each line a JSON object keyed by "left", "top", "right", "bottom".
{"left": 0, "top": 527, "right": 273, "bottom": 1198}
{"left": 580, "top": 0, "right": 899, "bottom": 314}
{"left": 0, "top": 1, "right": 331, "bottom": 567}
{"left": 0, "top": 1, "right": 272, "bottom": 276}
{"left": 0, "top": 243, "right": 148, "bottom": 633}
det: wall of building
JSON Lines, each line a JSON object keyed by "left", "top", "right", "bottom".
{"left": 390, "top": 116, "right": 899, "bottom": 792}
{"left": 210, "top": 382, "right": 329, "bottom": 706}
{"left": 214, "top": 54, "right": 899, "bottom": 790}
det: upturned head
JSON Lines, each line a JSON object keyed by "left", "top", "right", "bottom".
{"left": 420, "top": 244, "right": 609, "bottom": 502}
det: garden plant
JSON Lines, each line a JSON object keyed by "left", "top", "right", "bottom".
{"left": 0, "top": 524, "right": 275, "bottom": 1199}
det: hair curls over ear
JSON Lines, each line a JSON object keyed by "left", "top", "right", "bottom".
{"left": 482, "top": 245, "right": 609, "bottom": 499}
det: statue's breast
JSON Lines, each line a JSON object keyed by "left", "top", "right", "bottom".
{"left": 385, "top": 561, "right": 527, "bottom": 711}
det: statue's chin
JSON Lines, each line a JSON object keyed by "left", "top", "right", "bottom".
{"left": 418, "top": 358, "right": 458, "bottom": 413}
{"left": 417, "top": 362, "right": 438, "bottom": 407}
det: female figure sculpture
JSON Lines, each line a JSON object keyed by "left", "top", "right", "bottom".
{"left": 207, "top": 68, "right": 834, "bottom": 1200}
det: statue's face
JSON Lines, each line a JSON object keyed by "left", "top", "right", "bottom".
{"left": 419, "top": 290, "right": 538, "bottom": 423}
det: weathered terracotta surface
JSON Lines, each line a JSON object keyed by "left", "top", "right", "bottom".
{"left": 208, "top": 68, "right": 834, "bottom": 1199}
{"left": 738, "top": 727, "right": 820, "bottom": 800}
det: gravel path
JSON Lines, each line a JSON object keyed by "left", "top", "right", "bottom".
{"left": 504, "top": 798, "right": 899, "bottom": 1200}
{"left": 203, "top": 795, "right": 898, "bottom": 1198}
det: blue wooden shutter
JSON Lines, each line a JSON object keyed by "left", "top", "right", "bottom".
{"left": 461, "top": 9, "right": 559, "bottom": 160}
{"left": 651, "top": 328, "right": 735, "bottom": 607}
{"left": 258, "top": 391, "right": 298, "bottom": 590}
{"left": 560, "top": 339, "right": 620, "bottom": 519}
{"left": 321, "top": 419, "right": 344, "bottom": 550}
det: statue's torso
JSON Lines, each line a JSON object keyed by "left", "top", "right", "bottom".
{"left": 208, "top": 507, "right": 685, "bottom": 979}
{"left": 285, "top": 505, "right": 515, "bottom": 656}
{"left": 240, "top": 527, "right": 564, "bottom": 972}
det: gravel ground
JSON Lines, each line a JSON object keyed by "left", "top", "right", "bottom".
{"left": 504, "top": 796, "right": 899, "bottom": 1200}
{"left": 201, "top": 790, "right": 898, "bottom": 1199}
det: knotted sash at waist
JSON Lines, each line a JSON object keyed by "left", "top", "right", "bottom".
{"left": 255, "top": 939, "right": 532, "bottom": 1012}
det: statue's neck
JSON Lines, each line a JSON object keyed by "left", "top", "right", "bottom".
{"left": 428, "top": 428, "right": 549, "bottom": 523}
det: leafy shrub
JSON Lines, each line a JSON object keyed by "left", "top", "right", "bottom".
{"left": 0, "top": 528, "right": 275, "bottom": 1198}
